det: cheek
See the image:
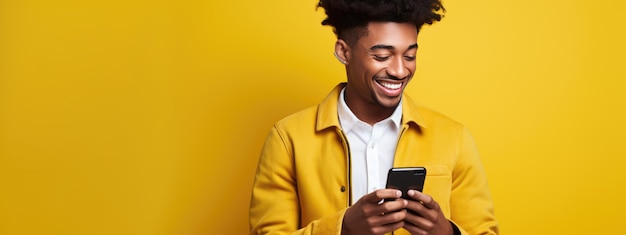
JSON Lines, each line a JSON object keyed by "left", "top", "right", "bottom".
{"left": 355, "top": 64, "right": 376, "bottom": 78}
{"left": 406, "top": 64, "right": 417, "bottom": 75}
{"left": 364, "top": 63, "right": 386, "bottom": 75}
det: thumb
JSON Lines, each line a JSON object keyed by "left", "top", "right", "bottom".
{"left": 364, "top": 189, "right": 402, "bottom": 204}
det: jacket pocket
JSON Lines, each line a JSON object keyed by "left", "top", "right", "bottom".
{"left": 422, "top": 164, "right": 452, "bottom": 216}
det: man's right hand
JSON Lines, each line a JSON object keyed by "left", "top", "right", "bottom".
{"left": 341, "top": 189, "right": 409, "bottom": 235}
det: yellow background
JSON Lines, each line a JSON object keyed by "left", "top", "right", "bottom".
{"left": 1, "top": 0, "right": 625, "bottom": 234}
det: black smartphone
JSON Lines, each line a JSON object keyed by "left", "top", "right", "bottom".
{"left": 385, "top": 167, "right": 426, "bottom": 201}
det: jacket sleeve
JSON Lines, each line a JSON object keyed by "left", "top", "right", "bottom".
{"left": 249, "top": 125, "right": 345, "bottom": 235}
{"left": 449, "top": 127, "right": 499, "bottom": 235}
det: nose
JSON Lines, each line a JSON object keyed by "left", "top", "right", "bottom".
{"left": 387, "top": 57, "right": 410, "bottom": 79}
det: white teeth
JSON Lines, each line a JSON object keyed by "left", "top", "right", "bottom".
{"left": 379, "top": 81, "right": 402, "bottom": 90}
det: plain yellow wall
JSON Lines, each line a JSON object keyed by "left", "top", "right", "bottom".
{"left": 1, "top": 0, "right": 625, "bottom": 234}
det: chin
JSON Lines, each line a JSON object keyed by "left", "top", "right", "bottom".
{"left": 377, "top": 99, "right": 401, "bottom": 109}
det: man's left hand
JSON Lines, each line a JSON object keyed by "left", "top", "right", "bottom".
{"left": 403, "top": 190, "right": 453, "bottom": 235}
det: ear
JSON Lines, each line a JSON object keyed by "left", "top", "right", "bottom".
{"left": 334, "top": 39, "right": 349, "bottom": 65}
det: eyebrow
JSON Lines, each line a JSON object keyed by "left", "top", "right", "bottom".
{"left": 369, "top": 43, "right": 419, "bottom": 51}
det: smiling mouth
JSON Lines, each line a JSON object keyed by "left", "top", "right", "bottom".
{"left": 377, "top": 80, "right": 403, "bottom": 90}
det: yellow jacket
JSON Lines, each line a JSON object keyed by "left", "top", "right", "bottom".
{"left": 250, "top": 83, "right": 498, "bottom": 235}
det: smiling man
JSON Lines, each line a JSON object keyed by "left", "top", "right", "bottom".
{"left": 249, "top": 0, "right": 498, "bottom": 235}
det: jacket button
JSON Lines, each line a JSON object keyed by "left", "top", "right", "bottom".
{"left": 340, "top": 186, "right": 346, "bottom": 192}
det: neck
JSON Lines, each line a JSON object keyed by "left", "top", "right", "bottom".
{"left": 344, "top": 90, "right": 396, "bottom": 126}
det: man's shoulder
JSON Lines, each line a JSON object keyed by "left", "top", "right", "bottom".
{"left": 417, "top": 106, "right": 462, "bottom": 127}
{"left": 273, "top": 105, "right": 319, "bottom": 130}
{"left": 402, "top": 96, "right": 464, "bottom": 129}
{"left": 273, "top": 84, "right": 343, "bottom": 132}
{"left": 404, "top": 102, "right": 470, "bottom": 143}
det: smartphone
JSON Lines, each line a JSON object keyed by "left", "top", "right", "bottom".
{"left": 385, "top": 167, "right": 426, "bottom": 201}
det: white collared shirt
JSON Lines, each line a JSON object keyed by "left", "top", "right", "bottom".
{"left": 337, "top": 88, "right": 402, "bottom": 203}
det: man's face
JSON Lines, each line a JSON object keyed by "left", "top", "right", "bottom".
{"left": 344, "top": 22, "right": 418, "bottom": 112}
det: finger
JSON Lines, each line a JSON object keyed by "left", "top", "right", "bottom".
{"left": 408, "top": 190, "right": 440, "bottom": 210}
{"left": 379, "top": 199, "right": 408, "bottom": 215}
{"left": 364, "top": 189, "right": 402, "bottom": 204}
{"left": 358, "top": 209, "right": 406, "bottom": 233}
{"left": 403, "top": 219, "right": 429, "bottom": 235}
{"left": 404, "top": 209, "right": 435, "bottom": 230}
{"left": 362, "top": 199, "right": 407, "bottom": 218}
{"left": 357, "top": 194, "right": 407, "bottom": 218}
{"left": 374, "top": 209, "right": 408, "bottom": 226}
{"left": 405, "top": 195, "right": 438, "bottom": 222}
{"left": 372, "top": 220, "right": 405, "bottom": 235}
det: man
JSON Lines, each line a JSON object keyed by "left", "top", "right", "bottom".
{"left": 249, "top": 0, "right": 498, "bottom": 234}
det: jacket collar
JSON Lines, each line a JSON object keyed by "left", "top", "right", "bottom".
{"left": 316, "top": 83, "right": 427, "bottom": 132}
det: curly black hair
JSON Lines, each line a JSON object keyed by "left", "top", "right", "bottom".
{"left": 317, "top": 0, "right": 445, "bottom": 43}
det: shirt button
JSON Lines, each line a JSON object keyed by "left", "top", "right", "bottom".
{"left": 340, "top": 186, "right": 346, "bottom": 192}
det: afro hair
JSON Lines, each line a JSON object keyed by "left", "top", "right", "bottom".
{"left": 317, "top": 0, "right": 445, "bottom": 42}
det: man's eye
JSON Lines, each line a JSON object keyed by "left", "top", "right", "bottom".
{"left": 374, "top": 55, "right": 390, "bottom": 61}
{"left": 404, "top": 56, "right": 416, "bottom": 61}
